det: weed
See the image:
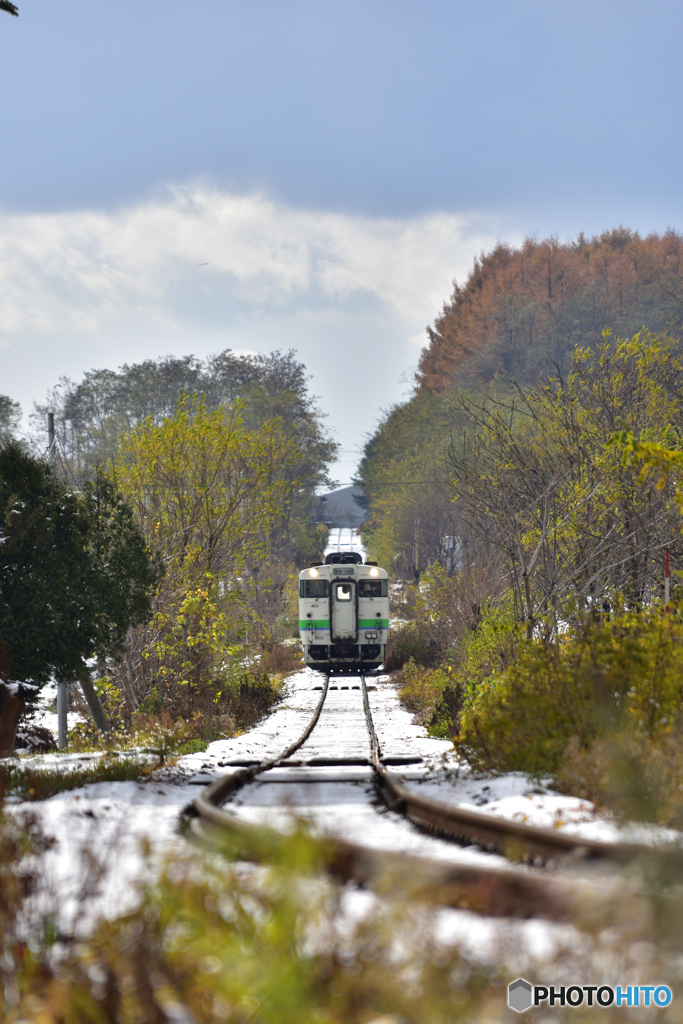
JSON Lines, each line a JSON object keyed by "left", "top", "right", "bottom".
{"left": 1, "top": 755, "right": 153, "bottom": 801}
{"left": 67, "top": 670, "right": 283, "bottom": 756}
{"left": 175, "top": 738, "right": 209, "bottom": 756}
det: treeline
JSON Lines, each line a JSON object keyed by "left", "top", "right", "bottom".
{"left": 360, "top": 229, "right": 683, "bottom": 581}
{"left": 418, "top": 227, "right": 683, "bottom": 392}
{"left": 363, "top": 331, "right": 683, "bottom": 629}
{"left": 31, "top": 348, "right": 336, "bottom": 572}
{"left": 358, "top": 227, "right": 683, "bottom": 821}
{"left": 0, "top": 348, "right": 336, "bottom": 739}
{"left": 367, "top": 331, "right": 683, "bottom": 821}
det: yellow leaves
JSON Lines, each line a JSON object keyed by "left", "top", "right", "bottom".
{"left": 109, "top": 396, "right": 301, "bottom": 691}
{"left": 610, "top": 428, "right": 683, "bottom": 508}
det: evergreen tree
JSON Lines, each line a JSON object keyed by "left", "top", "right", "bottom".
{"left": 0, "top": 442, "right": 162, "bottom": 748}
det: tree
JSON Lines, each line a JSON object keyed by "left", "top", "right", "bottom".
{"left": 108, "top": 398, "right": 300, "bottom": 718}
{"left": 448, "top": 331, "right": 683, "bottom": 634}
{"left": 0, "top": 441, "right": 162, "bottom": 752}
{"left": 0, "top": 2, "right": 18, "bottom": 16}
{"left": 356, "top": 389, "right": 470, "bottom": 574}
{"left": 417, "top": 229, "right": 683, "bottom": 393}
{"left": 31, "top": 349, "right": 337, "bottom": 580}
{"left": 0, "top": 396, "right": 21, "bottom": 437}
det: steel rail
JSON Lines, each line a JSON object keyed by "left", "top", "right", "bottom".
{"left": 359, "top": 675, "right": 654, "bottom": 864}
{"left": 190, "top": 672, "right": 669, "bottom": 922}
{"left": 193, "top": 673, "right": 330, "bottom": 833}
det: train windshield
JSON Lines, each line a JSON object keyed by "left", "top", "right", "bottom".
{"left": 300, "top": 580, "right": 329, "bottom": 598}
{"left": 334, "top": 583, "right": 353, "bottom": 601}
{"left": 358, "top": 579, "right": 388, "bottom": 597}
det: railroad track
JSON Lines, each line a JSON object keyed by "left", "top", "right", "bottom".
{"left": 191, "top": 673, "right": 669, "bottom": 921}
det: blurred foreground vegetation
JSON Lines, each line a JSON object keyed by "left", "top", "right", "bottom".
{"left": 4, "top": 795, "right": 683, "bottom": 1023}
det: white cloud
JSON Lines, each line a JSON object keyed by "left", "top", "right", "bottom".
{"left": 0, "top": 185, "right": 512, "bottom": 482}
{"left": 0, "top": 185, "right": 501, "bottom": 338}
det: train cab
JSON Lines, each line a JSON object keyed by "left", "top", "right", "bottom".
{"left": 298, "top": 552, "right": 389, "bottom": 673}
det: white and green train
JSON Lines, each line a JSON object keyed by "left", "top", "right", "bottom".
{"left": 298, "top": 552, "right": 389, "bottom": 673}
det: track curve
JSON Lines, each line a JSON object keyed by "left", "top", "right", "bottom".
{"left": 191, "top": 671, "right": 670, "bottom": 919}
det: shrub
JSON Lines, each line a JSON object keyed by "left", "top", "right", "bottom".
{"left": 256, "top": 631, "right": 304, "bottom": 674}
{"left": 0, "top": 813, "right": 507, "bottom": 1023}
{"left": 558, "top": 729, "right": 683, "bottom": 828}
{"left": 176, "top": 738, "right": 209, "bottom": 756}
{"left": 223, "top": 672, "right": 284, "bottom": 730}
{"left": 1, "top": 756, "right": 153, "bottom": 801}
{"left": 67, "top": 669, "right": 283, "bottom": 755}
{"left": 398, "top": 661, "right": 462, "bottom": 739}
{"left": 385, "top": 621, "right": 444, "bottom": 671}
{"left": 458, "top": 604, "right": 683, "bottom": 810}
{"left": 396, "top": 597, "right": 518, "bottom": 739}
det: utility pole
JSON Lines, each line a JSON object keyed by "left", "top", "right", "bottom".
{"left": 413, "top": 518, "right": 420, "bottom": 581}
{"left": 48, "top": 411, "right": 67, "bottom": 749}
{"left": 57, "top": 678, "right": 68, "bottom": 750}
{"left": 47, "top": 411, "right": 56, "bottom": 464}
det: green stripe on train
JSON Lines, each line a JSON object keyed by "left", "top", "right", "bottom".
{"left": 300, "top": 619, "right": 388, "bottom": 630}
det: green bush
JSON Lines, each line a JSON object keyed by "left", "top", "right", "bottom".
{"left": 399, "top": 661, "right": 461, "bottom": 738}
{"left": 396, "top": 597, "right": 518, "bottom": 739}
{"left": 176, "top": 738, "right": 209, "bottom": 756}
{"left": 458, "top": 604, "right": 683, "bottom": 816}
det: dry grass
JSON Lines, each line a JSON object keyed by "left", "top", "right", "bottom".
{"left": 1, "top": 755, "right": 154, "bottom": 801}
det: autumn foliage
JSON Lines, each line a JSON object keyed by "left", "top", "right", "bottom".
{"left": 417, "top": 228, "right": 683, "bottom": 392}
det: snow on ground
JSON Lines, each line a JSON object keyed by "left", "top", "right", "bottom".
{"left": 19, "top": 780, "right": 192, "bottom": 934}
{"left": 337, "top": 884, "right": 586, "bottom": 970}
{"left": 366, "top": 680, "right": 681, "bottom": 848}
{"left": 24, "top": 677, "right": 61, "bottom": 738}
{"left": 163, "top": 668, "right": 677, "bottom": 862}
{"left": 219, "top": 674, "right": 510, "bottom": 868}
{"left": 6, "top": 663, "right": 678, "bottom": 949}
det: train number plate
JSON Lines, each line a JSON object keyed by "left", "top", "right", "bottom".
{"left": 332, "top": 567, "right": 354, "bottom": 575}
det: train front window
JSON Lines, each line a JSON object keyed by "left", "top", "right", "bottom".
{"left": 334, "top": 583, "right": 353, "bottom": 602}
{"left": 300, "top": 580, "right": 329, "bottom": 598}
{"left": 358, "top": 579, "right": 388, "bottom": 597}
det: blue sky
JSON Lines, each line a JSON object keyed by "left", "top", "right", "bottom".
{"left": 1, "top": 0, "right": 682, "bottom": 482}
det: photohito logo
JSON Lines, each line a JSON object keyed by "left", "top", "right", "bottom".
{"left": 507, "top": 980, "right": 672, "bottom": 1012}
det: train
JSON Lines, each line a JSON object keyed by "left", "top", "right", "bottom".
{"left": 298, "top": 552, "right": 389, "bottom": 673}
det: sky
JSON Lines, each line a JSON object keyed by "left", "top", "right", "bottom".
{"left": 1, "top": 0, "right": 683, "bottom": 484}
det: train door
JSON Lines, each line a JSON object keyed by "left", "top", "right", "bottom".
{"left": 330, "top": 580, "right": 357, "bottom": 641}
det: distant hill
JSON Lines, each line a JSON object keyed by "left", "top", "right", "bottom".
{"left": 417, "top": 228, "right": 683, "bottom": 392}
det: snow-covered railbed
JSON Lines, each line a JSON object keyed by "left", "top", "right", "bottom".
{"left": 188, "top": 668, "right": 673, "bottom": 865}
{"left": 223, "top": 680, "right": 511, "bottom": 868}
{"left": 6, "top": 665, "right": 677, "bottom": 938}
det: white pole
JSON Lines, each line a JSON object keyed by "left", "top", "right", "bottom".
{"left": 665, "top": 550, "right": 670, "bottom": 612}
{"left": 47, "top": 411, "right": 56, "bottom": 465}
{"left": 57, "top": 680, "right": 67, "bottom": 749}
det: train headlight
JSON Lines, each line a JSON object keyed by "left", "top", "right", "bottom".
{"left": 309, "top": 567, "right": 319, "bottom": 577}
{"left": 369, "top": 566, "right": 379, "bottom": 577}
